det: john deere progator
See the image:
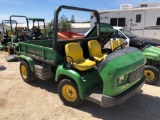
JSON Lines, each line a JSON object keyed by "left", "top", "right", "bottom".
{"left": 4, "top": 15, "right": 31, "bottom": 55}
{"left": 0, "top": 20, "right": 17, "bottom": 50}
{"left": 16, "top": 5, "right": 146, "bottom": 107}
{"left": 27, "top": 17, "right": 47, "bottom": 39}
{"left": 142, "top": 46, "right": 160, "bottom": 84}
{"left": 7, "top": 16, "right": 50, "bottom": 54}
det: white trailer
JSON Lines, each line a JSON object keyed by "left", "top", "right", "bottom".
{"left": 91, "top": 2, "right": 160, "bottom": 39}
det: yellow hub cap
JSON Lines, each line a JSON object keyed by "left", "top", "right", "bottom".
{"left": 62, "top": 85, "right": 77, "bottom": 102}
{"left": 144, "top": 70, "right": 155, "bottom": 81}
{"left": 21, "top": 65, "right": 27, "bottom": 79}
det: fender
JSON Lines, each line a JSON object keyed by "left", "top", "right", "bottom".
{"left": 19, "top": 55, "right": 35, "bottom": 72}
{"left": 55, "top": 65, "right": 85, "bottom": 99}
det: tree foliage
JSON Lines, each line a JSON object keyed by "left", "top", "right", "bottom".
{"left": 47, "top": 19, "right": 54, "bottom": 29}
{"left": 47, "top": 14, "right": 72, "bottom": 32}
{"left": 58, "top": 14, "right": 72, "bottom": 31}
{"left": 70, "top": 15, "right": 75, "bottom": 23}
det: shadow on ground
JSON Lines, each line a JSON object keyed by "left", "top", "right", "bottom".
{"left": 155, "top": 80, "right": 160, "bottom": 87}
{"left": 30, "top": 78, "right": 58, "bottom": 93}
{"left": 76, "top": 93, "right": 160, "bottom": 120}
{"left": 0, "top": 65, "right": 6, "bottom": 71}
{"left": 29, "top": 79, "right": 160, "bottom": 120}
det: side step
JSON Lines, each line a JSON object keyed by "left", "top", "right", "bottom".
{"left": 5, "top": 55, "right": 18, "bottom": 62}
{"left": 85, "top": 85, "right": 103, "bottom": 106}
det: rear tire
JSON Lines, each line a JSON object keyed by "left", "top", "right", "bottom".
{"left": 20, "top": 61, "right": 37, "bottom": 83}
{"left": 144, "top": 65, "right": 160, "bottom": 85}
{"left": 58, "top": 79, "right": 83, "bottom": 107}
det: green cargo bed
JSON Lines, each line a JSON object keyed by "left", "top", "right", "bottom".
{"left": 18, "top": 40, "right": 63, "bottom": 64}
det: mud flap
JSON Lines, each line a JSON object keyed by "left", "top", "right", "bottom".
{"left": 5, "top": 55, "right": 18, "bottom": 62}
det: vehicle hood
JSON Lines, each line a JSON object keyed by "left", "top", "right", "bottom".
{"left": 99, "top": 47, "right": 146, "bottom": 96}
{"left": 143, "top": 46, "right": 160, "bottom": 60}
{"left": 130, "top": 36, "right": 160, "bottom": 46}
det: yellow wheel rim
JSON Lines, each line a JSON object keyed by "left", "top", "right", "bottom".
{"left": 62, "top": 85, "right": 77, "bottom": 102}
{"left": 21, "top": 65, "right": 27, "bottom": 79}
{"left": 144, "top": 70, "right": 155, "bottom": 81}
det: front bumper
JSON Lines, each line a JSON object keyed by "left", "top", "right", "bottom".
{"left": 101, "top": 76, "right": 145, "bottom": 107}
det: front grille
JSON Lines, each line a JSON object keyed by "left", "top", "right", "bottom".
{"left": 128, "top": 66, "right": 144, "bottom": 83}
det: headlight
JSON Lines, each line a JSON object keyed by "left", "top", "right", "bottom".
{"left": 116, "top": 75, "right": 125, "bottom": 85}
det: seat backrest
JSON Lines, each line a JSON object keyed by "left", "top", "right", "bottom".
{"left": 65, "top": 42, "right": 85, "bottom": 63}
{"left": 117, "top": 38, "right": 124, "bottom": 46}
{"left": 16, "top": 27, "right": 24, "bottom": 34}
{"left": 110, "top": 40, "right": 119, "bottom": 51}
{"left": 32, "top": 26, "right": 38, "bottom": 32}
{"left": 7, "top": 30, "right": 13, "bottom": 37}
{"left": 88, "top": 40, "right": 102, "bottom": 57}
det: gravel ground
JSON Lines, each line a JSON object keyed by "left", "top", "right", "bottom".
{"left": 0, "top": 51, "right": 160, "bottom": 120}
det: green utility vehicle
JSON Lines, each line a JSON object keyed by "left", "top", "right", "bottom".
{"left": 17, "top": 5, "right": 146, "bottom": 107}
{"left": 142, "top": 46, "right": 160, "bottom": 84}
{"left": 6, "top": 15, "right": 31, "bottom": 55}
{"left": 0, "top": 20, "right": 17, "bottom": 50}
{"left": 7, "top": 16, "right": 48, "bottom": 56}
{"left": 27, "top": 17, "right": 47, "bottom": 39}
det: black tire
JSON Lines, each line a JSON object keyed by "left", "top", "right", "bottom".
{"left": 58, "top": 79, "right": 83, "bottom": 107}
{"left": 8, "top": 46, "right": 14, "bottom": 55}
{"left": 144, "top": 65, "right": 160, "bottom": 85}
{"left": 19, "top": 61, "right": 37, "bottom": 83}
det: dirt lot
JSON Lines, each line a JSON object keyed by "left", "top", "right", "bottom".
{"left": 0, "top": 51, "right": 160, "bottom": 120}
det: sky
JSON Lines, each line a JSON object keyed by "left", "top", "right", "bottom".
{"left": 0, "top": 0, "right": 160, "bottom": 24}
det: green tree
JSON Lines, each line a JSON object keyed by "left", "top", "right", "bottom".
{"left": 70, "top": 15, "right": 75, "bottom": 23}
{"left": 47, "top": 14, "right": 72, "bottom": 32}
{"left": 58, "top": 14, "right": 72, "bottom": 31}
{"left": 47, "top": 19, "right": 54, "bottom": 29}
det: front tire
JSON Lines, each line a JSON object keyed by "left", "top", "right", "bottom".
{"left": 144, "top": 65, "right": 160, "bottom": 85}
{"left": 20, "top": 61, "right": 37, "bottom": 83}
{"left": 58, "top": 79, "right": 83, "bottom": 107}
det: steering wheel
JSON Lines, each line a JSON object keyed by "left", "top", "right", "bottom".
{"left": 18, "top": 30, "right": 32, "bottom": 41}
{"left": 112, "top": 42, "right": 128, "bottom": 52}
{"left": 22, "top": 31, "right": 30, "bottom": 34}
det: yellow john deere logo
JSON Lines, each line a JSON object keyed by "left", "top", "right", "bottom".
{"left": 121, "top": 85, "right": 126, "bottom": 90}
{"left": 28, "top": 49, "right": 42, "bottom": 55}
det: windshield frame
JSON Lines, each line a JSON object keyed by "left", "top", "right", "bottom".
{"left": 120, "top": 28, "right": 136, "bottom": 38}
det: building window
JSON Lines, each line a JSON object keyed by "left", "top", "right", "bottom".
{"left": 110, "top": 18, "right": 117, "bottom": 26}
{"left": 141, "top": 4, "right": 148, "bottom": 7}
{"left": 110, "top": 18, "right": 125, "bottom": 27}
{"left": 136, "top": 14, "right": 141, "bottom": 23}
{"left": 156, "top": 18, "right": 160, "bottom": 25}
{"left": 118, "top": 18, "right": 126, "bottom": 27}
